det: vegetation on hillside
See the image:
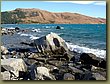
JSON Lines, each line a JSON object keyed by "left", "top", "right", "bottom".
{"left": 1, "top": 8, "right": 106, "bottom": 24}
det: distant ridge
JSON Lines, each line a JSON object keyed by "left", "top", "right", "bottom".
{"left": 1, "top": 8, "right": 106, "bottom": 24}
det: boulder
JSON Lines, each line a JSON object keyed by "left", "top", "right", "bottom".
{"left": 15, "top": 27, "right": 20, "bottom": 32}
{"left": 28, "top": 63, "right": 37, "bottom": 80}
{"left": 63, "top": 73, "right": 75, "bottom": 80}
{"left": 34, "top": 32, "right": 68, "bottom": 53}
{"left": 1, "top": 46, "right": 9, "bottom": 55}
{"left": 98, "top": 59, "right": 106, "bottom": 69}
{"left": 33, "top": 32, "right": 70, "bottom": 58}
{"left": 75, "top": 71, "right": 93, "bottom": 80}
{"left": 91, "top": 65, "right": 106, "bottom": 78}
{"left": 1, "top": 58, "right": 27, "bottom": 77}
{"left": 80, "top": 53, "right": 106, "bottom": 69}
{"left": 1, "top": 71, "right": 11, "bottom": 80}
{"left": 1, "top": 55, "right": 7, "bottom": 59}
{"left": 1, "top": 28, "right": 7, "bottom": 35}
{"left": 37, "top": 66, "right": 54, "bottom": 80}
{"left": 56, "top": 26, "right": 61, "bottom": 29}
{"left": 92, "top": 73, "right": 106, "bottom": 80}
{"left": 51, "top": 67, "right": 59, "bottom": 74}
{"left": 80, "top": 53, "right": 97, "bottom": 64}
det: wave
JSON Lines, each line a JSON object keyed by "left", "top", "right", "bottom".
{"left": 57, "top": 33, "right": 64, "bottom": 36}
{"left": 66, "top": 42, "right": 106, "bottom": 58}
{"left": 31, "top": 28, "right": 41, "bottom": 32}
{"left": 18, "top": 32, "right": 106, "bottom": 58}
{"left": 19, "top": 33, "right": 40, "bottom": 40}
{"left": 45, "top": 26, "right": 51, "bottom": 28}
{"left": 5, "top": 27, "right": 15, "bottom": 29}
{"left": 20, "top": 33, "right": 33, "bottom": 37}
{"left": 29, "top": 36, "right": 40, "bottom": 40}
{"left": 17, "top": 32, "right": 22, "bottom": 34}
{"left": 60, "top": 27, "right": 64, "bottom": 29}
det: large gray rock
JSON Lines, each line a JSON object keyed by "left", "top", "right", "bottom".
{"left": 1, "top": 58, "right": 27, "bottom": 77}
{"left": 34, "top": 32, "right": 68, "bottom": 54}
{"left": 33, "top": 32, "right": 71, "bottom": 61}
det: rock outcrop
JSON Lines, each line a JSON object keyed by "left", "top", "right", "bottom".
{"left": 34, "top": 32, "right": 68, "bottom": 52}
{"left": 33, "top": 32, "right": 71, "bottom": 60}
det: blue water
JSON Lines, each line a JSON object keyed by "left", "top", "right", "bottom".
{"left": 2, "top": 24, "right": 106, "bottom": 49}
{"left": 1, "top": 24, "right": 106, "bottom": 58}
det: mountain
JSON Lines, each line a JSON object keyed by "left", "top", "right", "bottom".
{"left": 1, "top": 8, "right": 106, "bottom": 24}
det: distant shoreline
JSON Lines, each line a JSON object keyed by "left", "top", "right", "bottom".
{"left": 1, "top": 8, "right": 106, "bottom": 24}
{"left": 1, "top": 23, "right": 106, "bottom": 25}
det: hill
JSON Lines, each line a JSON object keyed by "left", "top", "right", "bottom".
{"left": 1, "top": 8, "right": 106, "bottom": 24}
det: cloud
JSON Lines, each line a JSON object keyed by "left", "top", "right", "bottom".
{"left": 45, "top": 1, "right": 95, "bottom": 4}
{"left": 68, "top": 1, "right": 96, "bottom": 4}
{"left": 46, "top": 1, "right": 106, "bottom": 6}
{"left": 94, "top": 1, "right": 106, "bottom": 6}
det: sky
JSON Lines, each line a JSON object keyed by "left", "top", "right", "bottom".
{"left": 1, "top": 1, "right": 106, "bottom": 18}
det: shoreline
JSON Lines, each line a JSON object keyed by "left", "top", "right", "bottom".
{"left": 1, "top": 23, "right": 106, "bottom": 25}
{"left": 1, "top": 27, "right": 106, "bottom": 80}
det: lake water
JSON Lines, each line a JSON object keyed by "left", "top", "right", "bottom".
{"left": 1, "top": 24, "right": 106, "bottom": 58}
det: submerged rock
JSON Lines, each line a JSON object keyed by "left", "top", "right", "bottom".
{"left": 15, "top": 27, "right": 20, "bottom": 32}
{"left": 56, "top": 26, "right": 61, "bottom": 29}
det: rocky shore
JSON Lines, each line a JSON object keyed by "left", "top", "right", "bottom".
{"left": 1, "top": 28, "right": 106, "bottom": 80}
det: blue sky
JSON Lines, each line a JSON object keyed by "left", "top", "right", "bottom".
{"left": 1, "top": 1, "right": 106, "bottom": 18}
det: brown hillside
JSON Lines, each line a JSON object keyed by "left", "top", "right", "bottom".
{"left": 2, "top": 8, "right": 106, "bottom": 24}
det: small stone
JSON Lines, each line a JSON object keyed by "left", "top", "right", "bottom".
{"left": 92, "top": 73, "right": 106, "bottom": 80}
{"left": 1, "top": 46, "right": 9, "bottom": 55}
{"left": 69, "top": 66, "right": 83, "bottom": 73}
{"left": 37, "top": 67, "right": 51, "bottom": 80}
{"left": 63, "top": 73, "right": 75, "bottom": 80}
{"left": 1, "top": 71, "right": 11, "bottom": 80}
